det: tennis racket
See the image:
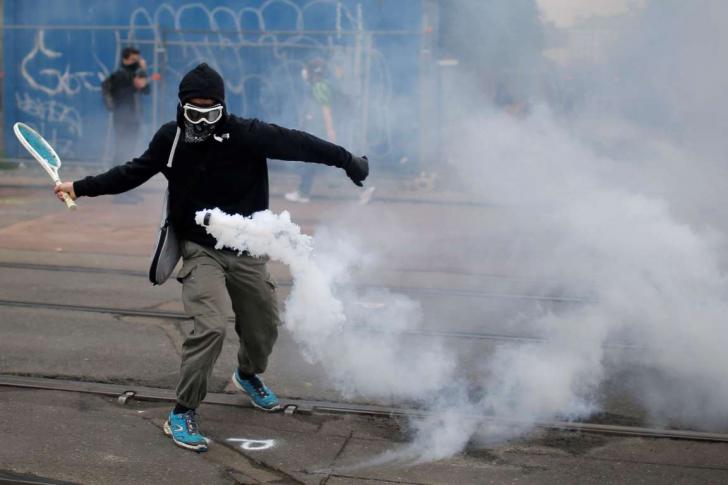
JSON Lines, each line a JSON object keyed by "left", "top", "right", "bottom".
{"left": 13, "top": 122, "right": 77, "bottom": 210}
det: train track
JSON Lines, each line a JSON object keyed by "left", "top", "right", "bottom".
{"left": 0, "top": 264, "right": 697, "bottom": 441}
{"left": 1, "top": 374, "right": 726, "bottom": 443}
{"left": 0, "top": 297, "right": 546, "bottom": 344}
{"left": 0, "top": 261, "right": 587, "bottom": 303}
{"left": 0, "top": 296, "right": 641, "bottom": 349}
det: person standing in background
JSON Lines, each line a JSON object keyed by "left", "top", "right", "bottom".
{"left": 102, "top": 46, "right": 150, "bottom": 204}
{"left": 285, "top": 57, "right": 337, "bottom": 203}
{"left": 285, "top": 57, "right": 375, "bottom": 204}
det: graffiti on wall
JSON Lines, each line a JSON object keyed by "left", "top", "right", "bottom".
{"left": 125, "top": 1, "right": 395, "bottom": 156}
{"left": 14, "top": 28, "right": 113, "bottom": 158}
{"left": 9, "top": 0, "right": 413, "bottom": 161}
{"left": 21, "top": 31, "right": 105, "bottom": 97}
{"left": 15, "top": 92, "right": 83, "bottom": 156}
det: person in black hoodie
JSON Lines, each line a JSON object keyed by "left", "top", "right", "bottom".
{"left": 101, "top": 46, "right": 150, "bottom": 204}
{"left": 55, "top": 63, "right": 369, "bottom": 452}
{"left": 102, "top": 47, "right": 150, "bottom": 163}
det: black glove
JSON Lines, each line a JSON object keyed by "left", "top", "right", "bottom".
{"left": 345, "top": 155, "right": 369, "bottom": 187}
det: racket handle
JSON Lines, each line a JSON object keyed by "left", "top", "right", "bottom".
{"left": 61, "top": 191, "right": 77, "bottom": 210}
{"left": 54, "top": 182, "right": 77, "bottom": 210}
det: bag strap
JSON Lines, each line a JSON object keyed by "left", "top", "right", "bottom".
{"left": 167, "top": 127, "right": 181, "bottom": 168}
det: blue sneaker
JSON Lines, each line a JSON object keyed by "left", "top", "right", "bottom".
{"left": 232, "top": 371, "right": 280, "bottom": 411}
{"left": 163, "top": 410, "right": 209, "bottom": 452}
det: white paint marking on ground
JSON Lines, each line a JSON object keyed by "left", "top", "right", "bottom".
{"left": 227, "top": 438, "right": 276, "bottom": 451}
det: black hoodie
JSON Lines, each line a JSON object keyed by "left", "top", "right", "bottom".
{"left": 74, "top": 63, "right": 355, "bottom": 248}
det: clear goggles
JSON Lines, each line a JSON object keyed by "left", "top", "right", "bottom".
{"left": 182, "top": 103, "right": 223, "bottom": 124}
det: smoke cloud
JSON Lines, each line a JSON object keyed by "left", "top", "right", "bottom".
{"left": 198, "top": 0, "right": 728, "bottom": 464}
{"left": 452, "top": 108, "right": 728, "bottom": 435}
{"left": 197, "top": 209, "right": 456, "bottom": 401}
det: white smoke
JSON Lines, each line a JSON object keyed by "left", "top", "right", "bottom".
{"left": 451, "top": 108, "right": 728, "bottom": 436}
{"left": 196, "top": 101, "right": 728, "bottom": 466}
{"left": 357, "top": 106, "right": 728, "bottom": 461}
{"left": 193, "top": 0, "right": 728, "bottom": 462}
{"left": 196, "top": 208, "right": 456, "bottom": 401}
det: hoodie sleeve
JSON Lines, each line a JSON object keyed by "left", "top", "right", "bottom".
{"left": 73, "top": 125, "right": 173, "bottom": 197}
{"left": 246, "top": 119, "right": 353, "bottom": 169}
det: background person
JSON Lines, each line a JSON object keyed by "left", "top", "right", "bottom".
{"left": 101, "top": 46, "right": 150, "bottom": 204}
{"left": 285, "top": 56, "right": 375, "bottom": 204}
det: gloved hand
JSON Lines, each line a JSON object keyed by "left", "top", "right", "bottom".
{"left": 345, "top": 155, "right": 369, "bottom": 187}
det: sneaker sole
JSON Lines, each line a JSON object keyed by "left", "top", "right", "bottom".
{"left": 231, "top": 373, "right": 281, "bottom": 412}
{"left": 163, "top": 421, "right": 209, "bottom": 452}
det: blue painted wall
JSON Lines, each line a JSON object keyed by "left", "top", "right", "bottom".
{"left": 4, "top": 0, "right": 425, "bottom": 165}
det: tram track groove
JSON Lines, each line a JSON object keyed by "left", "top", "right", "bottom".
{"left": 0, "top": 297, "right": 543, "bottom": 343}
{"left": 0, "top": 261, "right": 588, "bottom": 303}
{"left": 1, "top": 374, "right": 727, "bottom": 444}
{"left": 0, "top": 296, "right": 641, "bottom": 348}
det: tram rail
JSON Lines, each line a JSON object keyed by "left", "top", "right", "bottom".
{"left": 1, "top": 374, "right": 726, "bottom": 444}
{"left": 0, "top": 261, "right": 587, "bottom": 303}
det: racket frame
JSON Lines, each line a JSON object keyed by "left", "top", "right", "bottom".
{"left": 13, "top": 122, "right": 77, "bottom": 210}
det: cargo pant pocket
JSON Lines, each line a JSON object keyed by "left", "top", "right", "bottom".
{"left": 176, "top": 261, "right": 197, "bottom": 284}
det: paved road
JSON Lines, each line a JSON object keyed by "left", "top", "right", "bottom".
{"left": 1, "top": 167, "right": 727, "bottom": 484}
{"left": 4, "top": 387, "right": 728, "bottom": 485}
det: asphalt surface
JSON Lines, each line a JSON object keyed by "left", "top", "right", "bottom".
{"left": 4, "top": 387, "right": 728, "bottom": 485}
{"left": 2, "top": 165, "right": 728, "bottom": 484}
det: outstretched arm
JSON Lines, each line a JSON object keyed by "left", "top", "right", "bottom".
{"left": 248, "top": 119, "right": 368, "bottom": 186}
{"left": 70, "top": 126, "right": 171, "bottom": 197}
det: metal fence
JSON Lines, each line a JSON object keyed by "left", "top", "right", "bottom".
{"left": 1, "top": 13, "right": 433, "bottom": 172}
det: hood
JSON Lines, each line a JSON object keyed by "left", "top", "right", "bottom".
{"left": 177, "top": 63, "right": 229, "bottom": 132}
{"left": 178, "top": 63, "right": 225, "bottom": 104}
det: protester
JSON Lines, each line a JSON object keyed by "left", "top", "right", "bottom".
{"left": 101, "top": 46, "right": 150, "bottom": 203}
{"left": 56, "top": 63, "right": 369, "bottom": 452}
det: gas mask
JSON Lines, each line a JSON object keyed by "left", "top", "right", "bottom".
{"left": 181, "top": 103, "right": 223, "bottom": 143}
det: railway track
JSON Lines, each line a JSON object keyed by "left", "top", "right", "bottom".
{"left": 0, "top": 262, "right": 703, "bottom": 443}
{"left": 0, "top": 296, "right": 642, "bottom": 349}
{"left": 0, "top": 297, "right": 545, "bottom": 344}
{"left": 1, "top": 374, "right": 726, "bottom": 444}
{"left": 0, "top": 261, "right": 587, "bottom": 303}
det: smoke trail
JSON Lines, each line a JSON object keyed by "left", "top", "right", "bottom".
{"left": 197, "top": 102, "right": 728, "bottom": 463}
{"left": 193, "top": 1, "right": 728, "bottom": 463}
{"left": 196, "top": 208, "right": 456, "bottom": 401}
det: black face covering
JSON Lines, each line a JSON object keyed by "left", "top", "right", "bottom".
{"left": 125, "top": 62, "right": 140, "bottom": 71}
{"left": 184, "top": 120, "right": 217, "bottom": 143}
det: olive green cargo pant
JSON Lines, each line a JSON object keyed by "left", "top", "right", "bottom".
{"left": 175, "top": 240, "right": 280, "bottom": 409}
